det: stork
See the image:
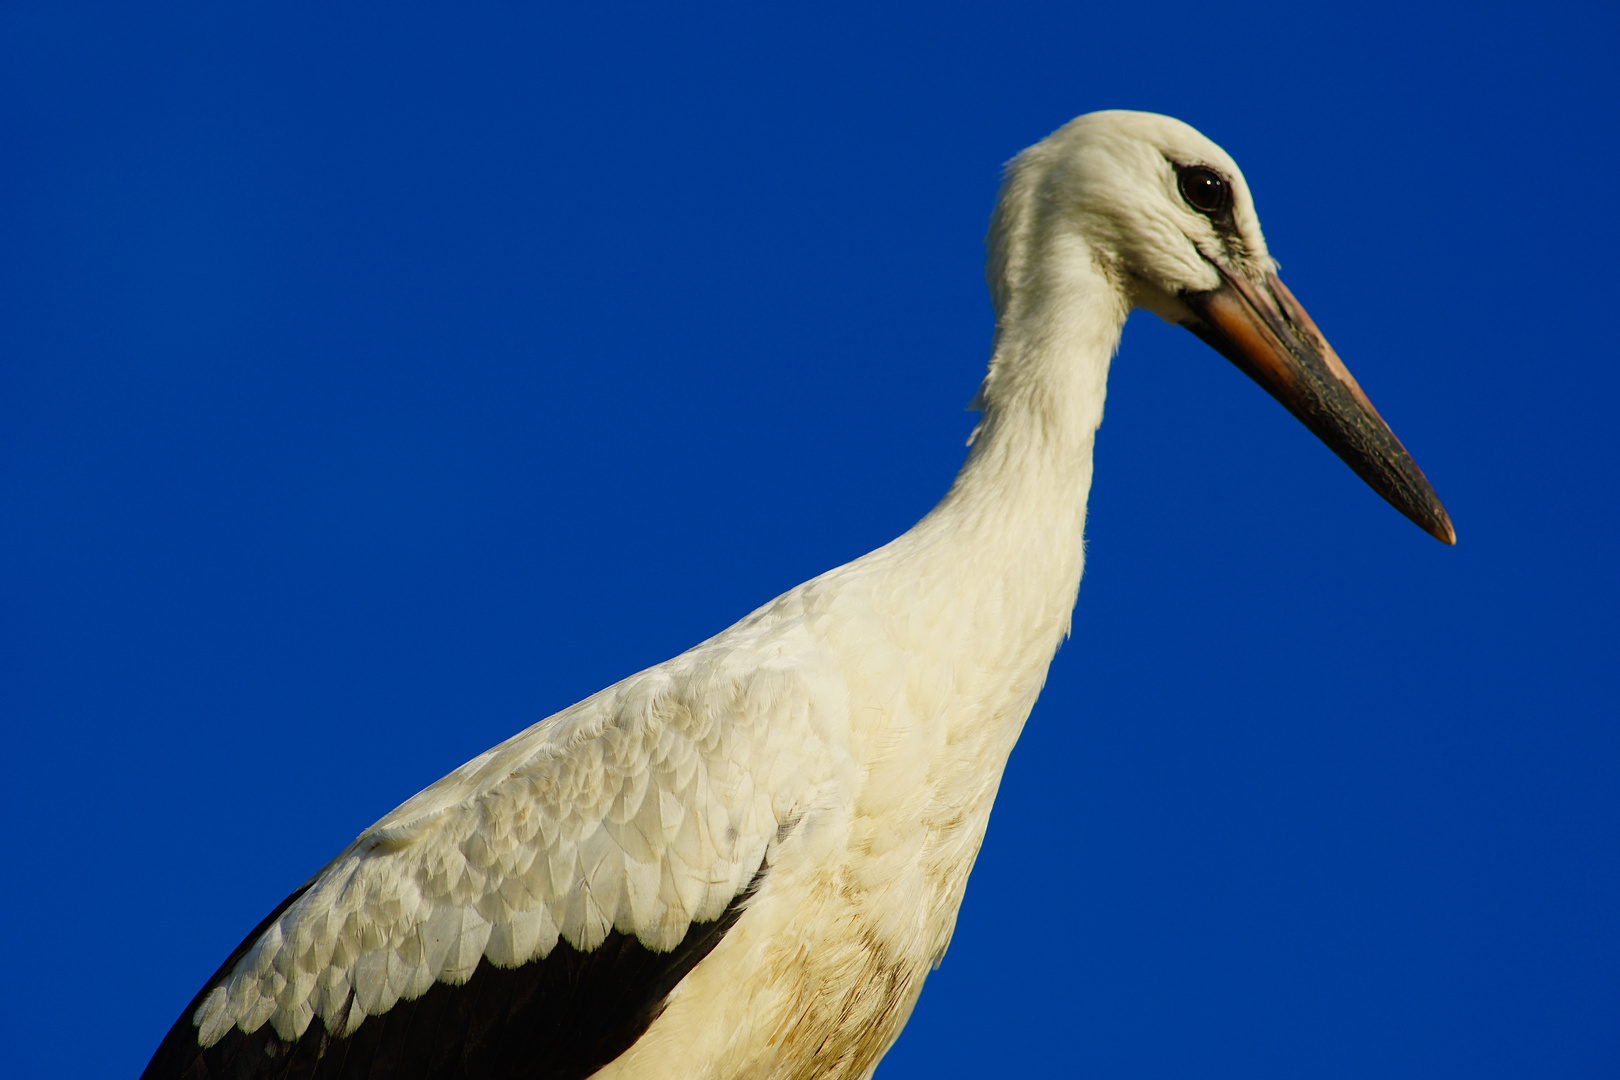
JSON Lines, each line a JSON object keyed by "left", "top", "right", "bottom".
{"left": 144, "top": 110, "right": 1452, "bottom": 1080}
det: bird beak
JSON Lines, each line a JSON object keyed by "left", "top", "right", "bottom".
{"left": 1180, "top": 267, "right": 1455, "bottom": 544}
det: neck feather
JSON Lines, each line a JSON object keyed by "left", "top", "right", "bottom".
{"left": 876, "top": 233, "right": 1129, "bottom": 667}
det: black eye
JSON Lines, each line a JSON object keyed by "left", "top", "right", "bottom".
{"left": 1177, "top": 165, "right": 1230, "bottom": 216}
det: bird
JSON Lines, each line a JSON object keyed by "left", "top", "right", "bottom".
{"left": 143, "top": 110, "right": 1453, "bottom": 1080}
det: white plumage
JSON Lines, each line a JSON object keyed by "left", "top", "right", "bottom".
{"left": 147, "top": 110, "right": 1450, "bottom": 1080}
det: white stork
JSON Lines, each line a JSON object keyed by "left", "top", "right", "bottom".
{"left": 144, "top": 110, "right": 1453, "bottom": 1080}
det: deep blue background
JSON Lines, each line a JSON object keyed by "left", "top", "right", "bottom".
{"left": 3, "top": 3, "right": 1615, "bottom": 1077}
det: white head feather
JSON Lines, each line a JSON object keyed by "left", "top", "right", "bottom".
{"left": 987, "top": 110, "right": 1275, "bottom": 327}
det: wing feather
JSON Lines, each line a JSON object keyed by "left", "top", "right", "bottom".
{"left": 144, "top": 628, "right": 842, "bottom": 1079}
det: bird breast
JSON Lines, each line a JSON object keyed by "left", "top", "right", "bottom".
{"left": 591, "top": 570, "right": 1055, "bottom": 1080}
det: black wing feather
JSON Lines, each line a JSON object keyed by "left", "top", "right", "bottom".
{"left": 142, "top": 865, "right": 766, "bottom": 1080}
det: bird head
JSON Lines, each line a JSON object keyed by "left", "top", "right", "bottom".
{"left": 989, "top": 110, "right": 1454, "bottom": 544}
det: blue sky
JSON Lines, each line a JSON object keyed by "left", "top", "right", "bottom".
{"left": 2, "top": 2, "right": 1615, "bottom": 1077}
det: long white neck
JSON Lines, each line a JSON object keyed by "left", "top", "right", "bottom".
{"left": 869, "top": 230, "right": 1130, "bottom": 679}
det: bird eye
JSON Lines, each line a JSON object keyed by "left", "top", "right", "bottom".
{"left": 1177, "top": 165, "right": 1230, "bottom": 216}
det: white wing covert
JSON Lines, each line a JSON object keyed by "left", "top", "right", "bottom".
{"left": 188, "top": 632, "right": 837, "bottom": 1049}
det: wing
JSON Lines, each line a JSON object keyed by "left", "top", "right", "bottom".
{"left": 143, "top": 633, "right": 840, "bottom": 1080}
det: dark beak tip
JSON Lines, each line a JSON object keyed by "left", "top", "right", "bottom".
{"left": 1415, "top": 502, "right": 1456, "bottom": 545}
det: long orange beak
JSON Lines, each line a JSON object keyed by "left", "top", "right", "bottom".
{"left": 1181, "top": 268, "right": 1455, "bottom": 544}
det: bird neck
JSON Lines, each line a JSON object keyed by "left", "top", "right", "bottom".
{"left": 885, "top": 235, "right": 1129, "bottom": 669}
